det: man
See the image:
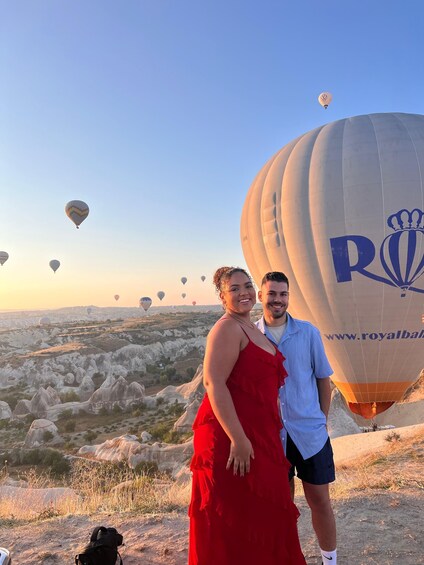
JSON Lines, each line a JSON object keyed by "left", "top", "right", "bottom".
{"left": 256, "top": 271, "right": 337, "bottom": 565}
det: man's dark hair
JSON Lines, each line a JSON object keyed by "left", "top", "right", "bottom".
{"left": 261, "top": 271, "right": 289, "bottom": 288}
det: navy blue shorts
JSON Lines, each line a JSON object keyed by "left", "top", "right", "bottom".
{"left": 286, "top": 434, "right": 335, "bottom": 485}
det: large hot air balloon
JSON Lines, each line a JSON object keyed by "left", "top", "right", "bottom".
{"left": 181, "top": 277, "right": 187, "bottom": 285}
{"left": 65, "top": 200, "right": 89, "bottom": 228}
{"left": 157, "top": 291, "right": 165, "bottom": 301}
{"left": 114, "top": 294, "right": 120, "bottom": 301}
{"left": 49, "top": 260, "right": 60, "bottom": 273}
{"left": 0, "top": 252, "right": 9, "bottom": 266}
{"left": 139, "top": 297, "right": 152, "bottom": 311}
{"left": 241, "top": 112, "right": 424, "bottom": 419}
{"left": 201, "top": 276, "right": 206, "bottom": 282}
{"left": 318, "top": 92, "right": 332, "bottom": 109}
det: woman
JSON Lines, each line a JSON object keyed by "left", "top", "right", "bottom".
{"left": 188, "top": 267, "right": 305, "bottom": 565}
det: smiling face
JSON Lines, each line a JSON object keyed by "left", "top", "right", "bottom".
{"left": 258, "top": 280, "right": 289, "bottom": 326}
{"left": 220, "top": 271, "right": 256, "bottom": 315}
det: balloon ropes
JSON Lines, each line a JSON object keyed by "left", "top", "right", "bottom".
{"left": 49, "top": 260, "right": 60, "bottom": 273}
{"left": 139, "top": 297, "right": 152, "bottom": 311}
{"left": 241, "top": 112, "right": 424, "bottom": 419}
{"left": 318, "top": 92, "right": 332, "bottom": 109}
{"left": 0, "top": 252, "right": 9, "bottom": 266}
{"left": 157, "top": 291, "right": 165, "bottom": 301}
{"left": 65, "top": 200, "right": 89, "bottom": 228}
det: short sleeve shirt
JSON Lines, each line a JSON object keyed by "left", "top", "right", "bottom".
{"left": 256, "top": 313, "right": 333, "bottom": 459}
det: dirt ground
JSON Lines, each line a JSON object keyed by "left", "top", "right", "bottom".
{"left": 1, "top": 426, "right": 423, "bottom": 564}
{"left": 0, "top": 487, "right": 422, "bottom": 564}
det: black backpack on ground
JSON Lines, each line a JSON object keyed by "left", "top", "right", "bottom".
{"left": 75, "top": 526, "right": 124, "bottom": 565}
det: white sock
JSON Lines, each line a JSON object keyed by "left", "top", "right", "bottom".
{"left": 321, "top": 548, "right": 337, "bottom": 564}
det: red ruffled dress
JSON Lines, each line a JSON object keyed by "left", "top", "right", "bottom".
{"left": 188, "top": 336, "right": 305, "bottom": 564}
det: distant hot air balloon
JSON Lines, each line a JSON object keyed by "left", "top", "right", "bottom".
{"left": 192, "top": 301, "right": 197, "bottom": 306}
{"left": 181, "top": 277, "right": 187, "bottom": 285}
{"left": 241, "top": 112, "right": 424, "bottom": 419}
{"left": 87, "top": 307, "right": 92, "bottom": 315}
{"left": 318, "top": 91, "right": 332, "bottom": 109}
{"left": 139, "top": 296, "right": 152, "bottom": 311}
{"left": 182, "top": 293, "right": 186, "bottom": 299}
{"left": 65, "top": 200, "right": 89, "bottom": 228}
{"left": 114, "top": 294, "right": 120, "bottom": 301}
{"left": 157, "top": 291, "right": 165, "bottom": 301}
{"left": 0, "top": 252, "right": 9, "bottom": 266}
{"left": 39, "top": 316, "right": 50, "bottom": 326}
{"left": 49, "top": 260, "right": 60, "bottom": 273}
{"left": 201, "top": 275, "right": 206, "bottom": 282}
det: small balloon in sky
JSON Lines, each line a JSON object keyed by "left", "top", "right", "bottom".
{"left": 87, "top": 307, "right": 92, "bottom": 315}
{"left": 49, "top": 259, "right": 60, "bottom": 273}
{"left": 114, "top": 294, "right": 120, "bottom": 301}
{"left": 201, "top": 275, "right": 206, "bottom": 282}
{"left": 182, "top": 293, "right": 186, "bottom": 299}
{"left": 139, "top": 296, "right": 152, "bottom": 311}
{"left": 65, "top": 200, "right": 89, "bottom": 228}
{"left": 0, "top": 251, "right": 9, "bottom": 266}
{"left": 181, "top": 277, "right": 187, "bottom": 285}
{"left": 192, "top": 300, "right": 196, "bottom": 306}
{"left": 318, "top": 91, "right": 332, "bottom": 109}
{"left": 157, "top": 291, "right": 165, "bottom": 301}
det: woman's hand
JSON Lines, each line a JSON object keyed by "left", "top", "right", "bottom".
{"left": 226, "top": 437, "right": 255, "bottom": 476}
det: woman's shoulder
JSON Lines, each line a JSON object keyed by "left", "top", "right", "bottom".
{"left": 207, "top": 316, "right": 244, "bottom": 345}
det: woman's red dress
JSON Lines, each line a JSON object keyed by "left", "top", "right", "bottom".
{"left": 188, "top": 335, "right": 305, "bottom": 564}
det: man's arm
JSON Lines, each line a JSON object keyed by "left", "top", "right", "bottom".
{"left": 316, "top": 377, "right": 332, "bottom": 420}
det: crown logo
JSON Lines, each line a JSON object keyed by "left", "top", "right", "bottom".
{"left": 387, "top": 208, "right": 424, "bottom": 231}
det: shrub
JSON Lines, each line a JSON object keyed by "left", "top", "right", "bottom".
{"left": 385, "top": 431, "right": 401, "bottom": 443}
{"left": 43, "top": 431, "right": 54, "bottom": 443}
{"left": 83, "top": 430, "right": 98, "bottom": 444}
{"left": 134, "top": 460, "right": 160, "bottom": 477}
{"left": 60, "top": 390, "right": 80, "bottom": 403}
{"left": 64, "top": 420, "right": 76, "bottom": 432}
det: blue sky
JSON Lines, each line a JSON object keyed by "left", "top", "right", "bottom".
{"left": 1, "top": 0, "right": 423, "bottom": 309}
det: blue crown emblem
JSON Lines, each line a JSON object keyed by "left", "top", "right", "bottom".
{"left": 387, "top": 208, "right": 424, "bottom": 231}
{"left": 330, "top": 207, "right": 424, "bottom": 297}
{"left": 381, "top": 209, "right": 424, "bottom": 296}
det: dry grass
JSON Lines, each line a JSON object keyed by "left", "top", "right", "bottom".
{"left": 331, "top": 430, "right": 424, "bottom": 498}
{"left": 0, "top": 460, "right": 191, "bottom": 524}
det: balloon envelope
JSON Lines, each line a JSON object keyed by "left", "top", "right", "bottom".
{"left": 318, "top": 91, "right": 332, "bottom": 109}
{"left": 181, "top": 277, "right": 187, "bottom": 285}
{"left": 114, "top": 294, "right": 120, "bottom": 301}
{"left": 65, "top": 200, "right": 89, "bottom": 228}
{"left": 157, "top": 291, "right": 165, "bottom": 301}
{"left": 139, "top": 296, "right": 152, "bottom": 311}
{"left": 49, "top": 260, "right": 60, "bottom": 273}
{"left": 241, "top": 112, "right": 424, "bottom": 418}
{"left": 0, "top": 251, "right": 9, "bottom": 266}
{"left": 39, "top": 316, "right": 50, "bottom": 326}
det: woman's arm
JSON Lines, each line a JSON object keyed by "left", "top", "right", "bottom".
{"left": 203, "top": 320, "right": 254, "bottom": 475}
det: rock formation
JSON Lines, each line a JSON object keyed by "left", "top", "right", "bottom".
{"left": 78, "top": 434, "right": 193, "bottom": 476}
{"left": 328, "top": 389, "right": 362, "bottom": 438}
{"left": 88, "top": 376, "right": 145, "bottom": 413}
{"left": 24, "top": 419, "right": 63, "bottom": 447}
{"left": 0, "top": 400, "right": 12, "bottom": 420}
